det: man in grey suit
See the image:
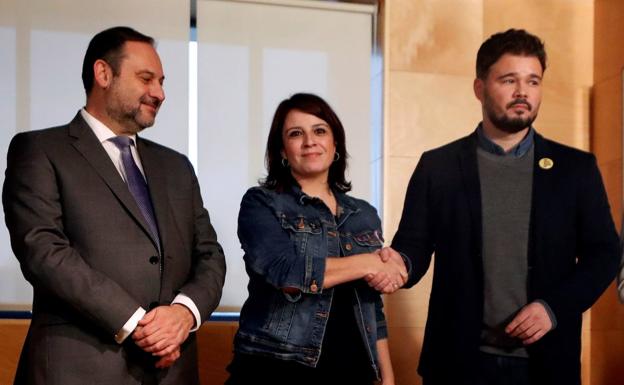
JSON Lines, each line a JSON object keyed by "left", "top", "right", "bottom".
{"left": 2, "top": 26, "right": 226, "bottom": 384}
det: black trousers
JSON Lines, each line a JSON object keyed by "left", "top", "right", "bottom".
{"left": 225, "top": 353, "right": 375, "bottom": 385}
{"left": 424, "top": 352, "right": 530, "bottom": 385}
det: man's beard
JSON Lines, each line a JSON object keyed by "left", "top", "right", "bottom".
{"left": 106, "top": 79, "right": 161, "bottom": 134}
{"left": 485, "top": 97, "right": 537, "bottom": 134}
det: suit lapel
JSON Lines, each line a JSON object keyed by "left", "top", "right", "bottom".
{"left": 458, "top": 133, "right": 484, "bottom": 270}
{"left": 137, "top": 138, "right": 170, "bottom": 254}
{"left": 68, "top": 113, "right": 158, "bottom": 249}
{"left": 528, "top": 133, "right": 552, "bottom": 270}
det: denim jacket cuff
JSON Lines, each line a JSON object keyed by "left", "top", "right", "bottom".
{"left": 376, "top": 320, "right": 388, "bottom": 340}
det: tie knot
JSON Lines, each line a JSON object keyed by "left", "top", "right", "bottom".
{"left": 109, "top": 136, "right": 134, "bottom": 150}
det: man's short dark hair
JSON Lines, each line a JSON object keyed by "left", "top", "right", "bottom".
{"left": 476, "top": 29, "right": 546, "bottom": 79}
{"left": 82, "top": 26, "right": 154, "bottom": 94}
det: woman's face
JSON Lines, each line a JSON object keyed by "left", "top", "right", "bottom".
{"left": 281, "top": 109, "right": 336, "bottom": 182}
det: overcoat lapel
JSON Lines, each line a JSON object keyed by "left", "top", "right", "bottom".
{"left": 68, "top": 113, "right": 158, "bottom": 250}
{"left": 458, "top": 133, "right": 483, "bottom": 260}
{"left": 527, "top": 133, "right": 553, "bottom": 273}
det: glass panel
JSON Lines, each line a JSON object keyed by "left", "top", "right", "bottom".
{"left": 197, "top": 0, "right": 374, "bottom": 308}
{"left": 0, "top": 0, "right": 189, "bottom": 308}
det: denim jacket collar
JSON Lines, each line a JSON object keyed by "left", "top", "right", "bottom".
{"left": 287, "top": 183, "right": 361, "bottom": 221}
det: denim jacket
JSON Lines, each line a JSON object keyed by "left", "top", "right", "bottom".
{"left": 234, "top": 185, "right": 388, "bottom": 378}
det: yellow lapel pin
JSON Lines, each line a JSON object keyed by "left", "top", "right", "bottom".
{"left": 538, "top": 157, "right": 554, "bottom": 170}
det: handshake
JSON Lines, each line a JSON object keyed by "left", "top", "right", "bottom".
{"left": 363, "top": 247, "right": 408, "bottom": 294}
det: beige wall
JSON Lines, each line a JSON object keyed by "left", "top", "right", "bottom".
{"left": 0, "top": 320, "right": 237, "bottom": 385}
{"left": 590, "top": 1, "right": 624, "bottom": 384}
{"left": 0, "top": 320, "right": 26, "bottom": 384}
{"left": 382, "top": 1, "right": 596, "bottom": 384}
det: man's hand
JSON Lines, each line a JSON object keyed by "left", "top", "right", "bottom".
{"left": 505, "top": 302, "right": 553, "bottom": 345}
{"left": 364, "top": 247, "right": 408, "bottom": 294}
{"left": 132, "top": 304, "right": 195, "bottom": 360}
{"left": 155, "top": 346, "right": 181, "bottom": 369}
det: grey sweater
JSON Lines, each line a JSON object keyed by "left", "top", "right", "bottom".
{"left": 477, "top": 145, "right": 534, "bottom": 358}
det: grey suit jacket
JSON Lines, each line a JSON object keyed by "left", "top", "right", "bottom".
{"left": 2, "top": 112, "right": 226, "bottom": 385}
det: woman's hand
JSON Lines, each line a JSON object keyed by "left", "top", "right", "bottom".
{"left": 324, "top": 251, "right": 405, "bottom": 289}
{"left": 376, "top": 378, "right": 395, "bottom": 385}
{"left": 364, "top": 247, "right": 408, "bottom": 294}
{"left": 376, "top": 339, "right": 395, "bottom": 385}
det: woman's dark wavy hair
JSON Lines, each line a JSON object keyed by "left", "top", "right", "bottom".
{"left": 261, "top": 93, "right": 351, "bottom": 192}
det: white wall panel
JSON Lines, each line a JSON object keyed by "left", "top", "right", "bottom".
{"left": 197, "top": 0, "right": 375, "bottom": 307}
{"left": 0, "top": 0, "right": 189, "bottom": 307}
{"left": 0, "top": 0, "right": 376, "bottom": 310}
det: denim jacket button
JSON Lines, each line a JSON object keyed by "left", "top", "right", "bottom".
{"left": 310, "top": 280, "right": 318, "bottom": 293}
{"left": 345, "top": 243, "right": 353, "bottom": 251}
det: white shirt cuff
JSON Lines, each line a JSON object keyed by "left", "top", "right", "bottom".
{"left": 114, "top": 307, "right": 146, "bottom": 344}
{"left": 172, "top": 293, "right": 202, "bottom": 332}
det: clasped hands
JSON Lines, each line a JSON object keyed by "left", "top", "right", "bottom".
{"left": 132, "top": 304, "right": 195, "bottom": 368}
{"left": 364, "top": 247, "right": 408, "bottom": 294}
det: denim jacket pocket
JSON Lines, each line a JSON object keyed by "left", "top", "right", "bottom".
{"left": 279, "top": 215, "right": 322, "bottom": 255}
{"left": 279, "top": 214, "right": 322, "bottom": 234}
{"left": 350, "top": 230, "right": 384, "bottom": 252}
{"left": 261, "top": 291, "right": 298, "bottom": 341}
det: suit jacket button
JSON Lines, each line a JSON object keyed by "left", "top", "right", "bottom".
{"left": 149, "top": 256, "right": 159, "bottom": 265}
{"left": 149, "top": 301, "right": 159, "bottom": 310}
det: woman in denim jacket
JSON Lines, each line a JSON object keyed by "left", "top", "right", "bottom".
{"left": 226, "top": 93, "right": 406, "bottom": 385}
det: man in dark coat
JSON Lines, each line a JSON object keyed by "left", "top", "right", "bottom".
{"left": 385, "top": 29, "right": 620, "bottom": 385}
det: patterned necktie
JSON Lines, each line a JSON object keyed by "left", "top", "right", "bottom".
{"left": 109, "top": 136, "right": 160, "bottom": 248}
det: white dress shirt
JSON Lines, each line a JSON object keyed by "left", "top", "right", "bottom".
{"left": 80, "top": 109, "right": 202, "bottom": 343}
